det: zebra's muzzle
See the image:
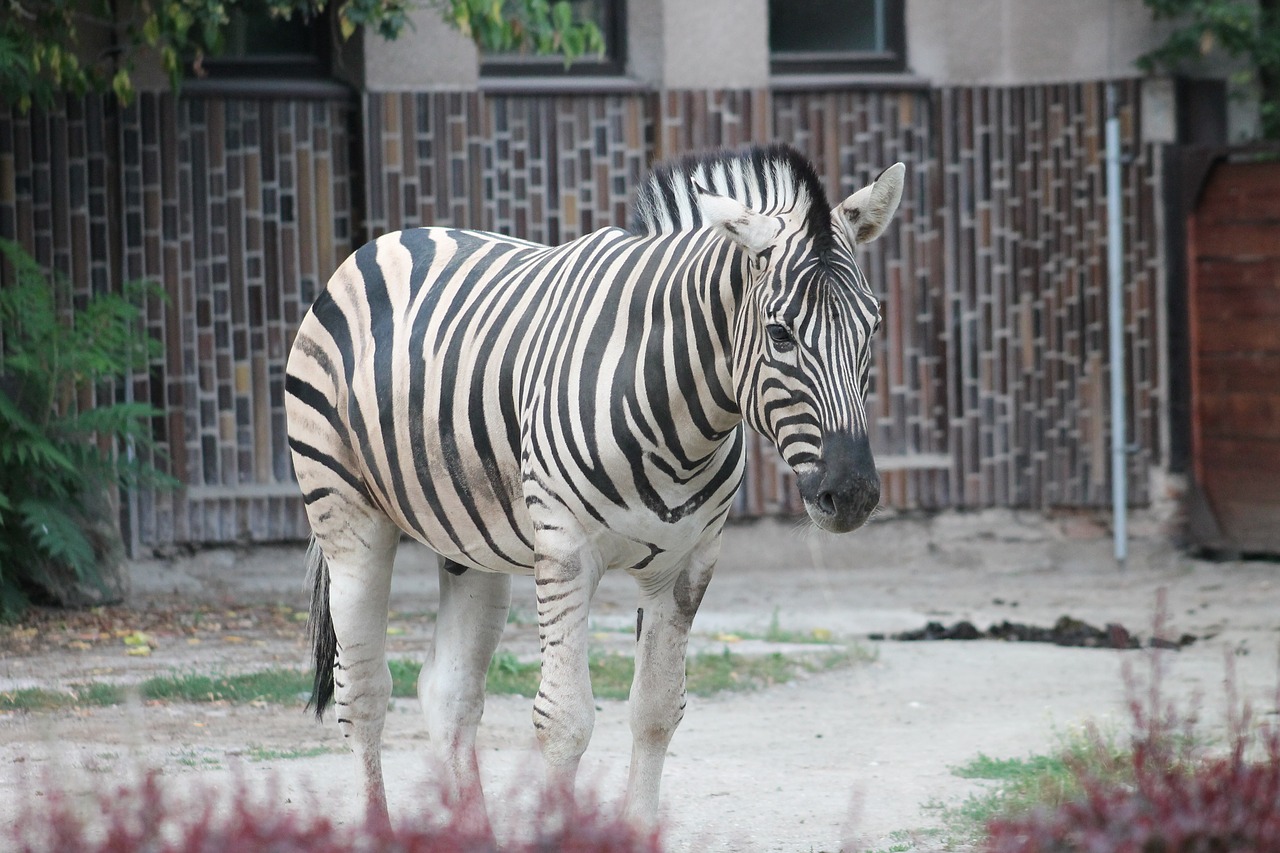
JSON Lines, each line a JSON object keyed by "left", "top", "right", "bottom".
{"left": 797, "top": 432, "right": 880, "bottom": 533}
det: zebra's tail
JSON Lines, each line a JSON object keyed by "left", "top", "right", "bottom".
{"left": 304, "top": 536, "right": 337, "bottom": 721}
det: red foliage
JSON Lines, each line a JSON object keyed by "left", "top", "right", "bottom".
{"left": 12, "top": 770, "right": 665, "bottom": 853}
{"left": 985, "top": 650, "right": 1280, "bottom": 853}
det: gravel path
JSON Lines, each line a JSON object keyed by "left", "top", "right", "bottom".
{"left": 2, "top": 510, "right": 1277, "bottom": 851}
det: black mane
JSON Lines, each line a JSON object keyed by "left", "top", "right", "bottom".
{"left": 628, "top": 144, "right": 836, "bottom": 257}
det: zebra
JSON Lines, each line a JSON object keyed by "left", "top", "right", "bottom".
{"left": 284, "top": 143, "right": 904, "bottom": 828}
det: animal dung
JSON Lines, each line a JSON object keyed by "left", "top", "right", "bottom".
{"left": 869, "top": 615, "right": 1196, "bottom": 650}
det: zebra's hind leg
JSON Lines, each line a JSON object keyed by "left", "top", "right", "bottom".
{"left": 623, "top": 547, "right": 718, "bottom": 823}
{"left": 320, "top": 518, "right": 401, "bottom": 826}
{"left": 419, "top": 560, "right": 511, "bottom": 825}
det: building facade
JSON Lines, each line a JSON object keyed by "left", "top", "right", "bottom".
{"left": 0, "top": 0, "right": 1247, "bottom": 549}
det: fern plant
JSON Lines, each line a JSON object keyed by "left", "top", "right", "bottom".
{"left": 0, "top": 239, "right": 170, "bottom": 619}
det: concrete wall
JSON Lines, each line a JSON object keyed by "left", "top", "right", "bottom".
{"left": 354, "top": 0, "right": 768, "bottom": 90}
{"left": 359, "top": 7, "right": 479, "bottom": 90}
{"left": 663, "top": 0, "right": 770, "bottom": 88}
{"left": 111, "top": 0, "right": 1248, "bottom": 96}
{"left": 626, "top": 0, "right": 1227, "bottom": 90}
{"left": 627, "top": 0, "right": 769, "bottom": 88}
{"left": 906, "top": 0, "right": 1175, "bottom": 84}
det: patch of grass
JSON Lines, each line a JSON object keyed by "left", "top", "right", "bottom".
{"left": 507, "top": 607, "right": 537, "bottom": 626}
{"left": 1, "top": 643, "right": 872, "bottom": 714}
{"left": 140, "top": 669, "right": 310, "bottom": 705}
{"left": 761, "top": 607, "right": 840, "bottom": 645}
{"left": 245, "top": 745, "right": 340, "bottom": 762}
{"left": 687, "top": 649, "right": 789, "bottom": 694}
{"left": 480, "top": 646, "right": 871, "bottom": 700}
{"left": 954, "top": 753, "right": 1063, "bottom": 781}
{"left": 863, "top": 835, "right": 919, "bottom": 853}
{"left": 934, "top": 730, "right": 1128, "bottom": 848}
{"left": 0, "top": 687, "right": 80, "bottom": 712}
{"left": 587, "top": 653, "right": 634, "bottom": 699}
{"left": 389, "top": 658, "right": 420, "bottom": 698}
{"left": 2, "top": 669, "right": 317, "bottom": 711}
{"left": 704, "top": 608, "right": 845, "bottom": 645}
{"left": 75, "top": 681, "right": 128, "bottom": 707}
{"left": 485, "top": 650, "right": 539, "bottom": 696}
{"left": 0, "top": 683, "right": 124, "bottom": 711}
{"left": 173, "top": 748, "right": 222, "bottom": 770}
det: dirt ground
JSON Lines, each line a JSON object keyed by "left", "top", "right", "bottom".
{"left": 2, "top": 508, "right": 1278, "bottom": 852}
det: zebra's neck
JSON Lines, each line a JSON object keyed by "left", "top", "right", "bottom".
{"left": 614, "top": 228, "right": 749, "bottom": 474}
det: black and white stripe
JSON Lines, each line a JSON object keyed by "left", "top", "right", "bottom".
{"left": 285, "top": 143, "right": 904, "bottom": 825}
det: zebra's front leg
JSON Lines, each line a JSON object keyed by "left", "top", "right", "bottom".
{"left": 532, "top": 536, "right": 605, "bottom": 793}
{"left": 419, "top": 561, "right": 511, "bottom": 818}
{"left": 624, "top": 552, "right": 717, "bottom": 822}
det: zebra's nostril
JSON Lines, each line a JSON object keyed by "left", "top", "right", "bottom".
{"left": 817, "top": 492, "right": 837, "bottom": 516}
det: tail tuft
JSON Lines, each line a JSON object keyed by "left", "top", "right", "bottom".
{"left": 304, "top": 537, "right": 337, "bottom": 720}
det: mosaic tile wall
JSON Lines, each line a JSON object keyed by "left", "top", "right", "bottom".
{"left": 366, "top": 92, "right": 651, "bottom": 242}
{"left": 1, "top": 94, "right": 354, "bottom": 545}
{"left": 930, "top": 82, "right": 1161, "bottom": 509}
{"left": 0, "top": 79, "right": 1164, "bottom": 547}
{"left": 120, "top": 96, "right": 354, "bottom": 544}
{"left": 364, "top": 83, "right": 1161, "bottom": 516}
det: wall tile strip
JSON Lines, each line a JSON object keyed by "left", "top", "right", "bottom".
{"left": 0, "top": 79, "right": 1163, "bottom": 548}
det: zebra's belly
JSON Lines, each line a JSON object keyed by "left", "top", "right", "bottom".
{"left": 390, "top": 489, "right": 538, "bottom": 576}
{"left": 368, "top": 442, "right": 537, "bottom": 574}
{"left": 386, "top": 467, "right": 734, "bottom": 578}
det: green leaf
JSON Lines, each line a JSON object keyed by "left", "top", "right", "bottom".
{"left": 0, "top": 241, "right": 173, "bottom": 617}
{"left": 143, "top": 14, "right": 161, "bottom": 45}
{"left": 111, "top": 68, "right": 133, "bottom": 106}
{"left": 18, "top": 497, "right": 97, "bottom": 580}
{"left": 550, "top": 0, "right": 572, "bottom": 32}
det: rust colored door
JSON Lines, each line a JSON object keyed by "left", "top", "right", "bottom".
{"left": 1188, "top": 159, "right": 1280, "bottom": 554}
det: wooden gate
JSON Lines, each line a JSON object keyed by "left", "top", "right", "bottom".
{"left": 1187, "top": 157, "right": 1280, "bottom": 554}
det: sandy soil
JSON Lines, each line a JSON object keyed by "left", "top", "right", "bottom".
{"left": 2, "top": 509, "right": 1278, "bottom": 852}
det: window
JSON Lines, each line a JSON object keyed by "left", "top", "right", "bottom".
{"left": 769, "top": 0, "right": 905, "bottom": 75}
{"left": 198, "top": 0, "right": 332, "bottom": 81}
{"left": 481, "top": 0, "right": 625, "bottom": 77}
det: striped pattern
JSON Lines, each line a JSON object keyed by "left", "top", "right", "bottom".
{"left": 285, "top": 144, "right": 895, "bottom": 824}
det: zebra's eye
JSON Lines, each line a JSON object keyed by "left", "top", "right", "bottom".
{"left": 766, "top": 323, "right": 795, "bottom": 352}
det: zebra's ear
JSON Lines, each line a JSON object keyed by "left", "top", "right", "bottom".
{"left": 694, "top": 184, "right": 782, "bottom": 255}
{"left": 834, "top": 162, "right": 905, "bottom": 246}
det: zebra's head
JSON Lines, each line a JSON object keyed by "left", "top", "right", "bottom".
{"left": 690, "top": 148, "right": 905, "bottom": 533}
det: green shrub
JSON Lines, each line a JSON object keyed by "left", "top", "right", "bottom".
{"left": 0, "top": 239, "right": 169, "bottom": 618}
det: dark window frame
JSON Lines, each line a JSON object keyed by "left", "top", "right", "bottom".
{"left": 769, "top": 0, "right": 906, "bottom": 75}
{"left": 480, "top": 0, "right": 626, "bottom": 78}
{"left": 195, "top": 4, "right": 335, "bottom": 82}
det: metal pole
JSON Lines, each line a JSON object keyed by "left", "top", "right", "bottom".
{"left": 1105, "top": 84, "right": 1128, "bottom": 565}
